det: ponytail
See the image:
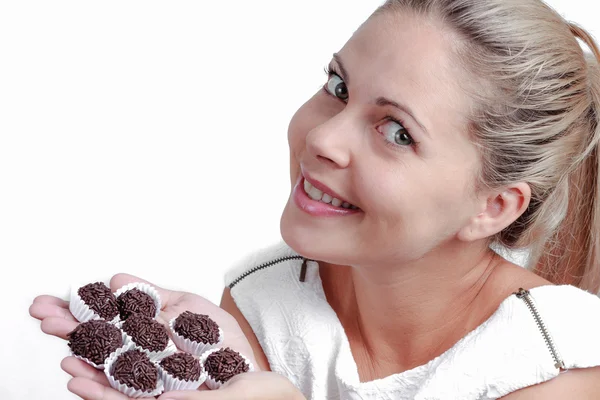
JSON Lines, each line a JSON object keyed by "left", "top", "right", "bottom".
{"left": 534, "top": 24, "right": 600, "bottom": 293}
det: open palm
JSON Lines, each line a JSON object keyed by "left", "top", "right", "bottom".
{"left": 29, "top": 273, "right": 256, "bottom": 400}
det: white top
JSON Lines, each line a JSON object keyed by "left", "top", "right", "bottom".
{"left": 225, "top": 241, "right": 600, "bottom": 399}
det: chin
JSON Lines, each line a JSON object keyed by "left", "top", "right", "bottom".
{"left": 279, "top": 205, "right": 351, "bottom": 265}
{"left": 280, "top": 202, "right": 311, "bottom": 257}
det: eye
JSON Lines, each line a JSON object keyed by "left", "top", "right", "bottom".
{"left": 379, "top": 119, "right": 414, "bottom": 146}
{"left": 325, "top": 74, "right": 349, "bottom": 101}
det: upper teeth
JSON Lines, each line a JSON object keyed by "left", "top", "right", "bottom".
{"left": 303, "top": 179, "right": 358, "bottom": 209}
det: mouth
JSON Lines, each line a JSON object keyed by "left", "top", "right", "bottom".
{"left": 302, "top": 177, "right": 360, "bottom": 211}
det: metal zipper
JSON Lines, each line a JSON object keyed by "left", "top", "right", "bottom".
{"left": 514, "top": 288, "right": 566, "bottom": 370}
{"left": 228, "top": 255, "right": 305, "bottom": 289}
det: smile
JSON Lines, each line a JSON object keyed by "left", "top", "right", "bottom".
{"left": 303, "top": 179, "right": 359, "bottom": 210}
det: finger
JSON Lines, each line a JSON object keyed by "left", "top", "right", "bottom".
{"left": 40, "top": 316, "right": 79, "bottom": 339}
{"left": 61, "top": 357, "right": 109, "bottom": 385}
{"left": 67, "top": 377, "right": 130, "bottom": 400}
{"left": 29, "top": 302, "right": 77, "bottom": 322}
{"left": 33, "top": 295, "right": 69, "bottom": 308}
{"left": 109, "top": 273, "right": 175, "bottom": 309}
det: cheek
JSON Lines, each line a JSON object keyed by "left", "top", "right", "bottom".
{"left": 361, "top": 162, "right": 472, "bottom": 230}
{"left": 287, "top": 108, "right": 307, "bottom": 184}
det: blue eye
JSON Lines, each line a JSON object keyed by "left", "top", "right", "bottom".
{"left": 379, "top": 119, "right": 414, "bottom": 146}
{"left": 325, "top": 74, "right": 349, "bottom": 101}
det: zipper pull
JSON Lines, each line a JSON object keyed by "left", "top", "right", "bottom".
{"left": 299, "top": 258, "right": 308, "bottom": 282}
{"left": 514, "top": 288, "right": 529, "bottom": 298}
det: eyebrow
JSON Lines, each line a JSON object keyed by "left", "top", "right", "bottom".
{"left": 332, "top": 53, "right": 430, "bottom": 138}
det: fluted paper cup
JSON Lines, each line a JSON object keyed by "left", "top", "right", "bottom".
{"left": 113, "top": 282, "right": 162, "bottom": 319}
{"left": 158, "top": 357, "right": 207, "bottom": 391}
{"left": 169, "top": 316, "right": 224, "bottom": 356}
{"left": 200, "top": 347, "right": 254, "bottom": 390}
{"left": 69, "top": 284, "right": 120, "bottom": 324}
{"left": 103, "top": 344, "right": 164, "bottom": 398}
{"left": 70, "top": 329, "right": 128, "bottom": 370}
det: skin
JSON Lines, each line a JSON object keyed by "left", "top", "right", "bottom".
{"left": 30, "top": 9, "right": 600, "bottom": 400}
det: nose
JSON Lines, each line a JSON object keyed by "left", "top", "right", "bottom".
{"left": 305, "top": 111, "right": 356, "bottom": 169}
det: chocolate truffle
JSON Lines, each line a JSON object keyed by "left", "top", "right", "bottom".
{"left": 173, "top": 311, "right": 220, "bottom": 344}
{"left": 78, "top": 282, "right": 119, "bottom": 321}
{"left": 117, "top": 288, "right": 157, "bottom": 320}
{"left": 110, "top": 349, "right": 158, "bottom": 392}
{"left": 67, "top": 320, "right": 123, "bottom": 365}
{"left": 122, "top": 313, "right": 169, "bottom": 352}
{"left": 160, "top": 353, "right": 203, "bottom": 381}
{"left": 204, "top": 348, "right": 250, "bottom": 383}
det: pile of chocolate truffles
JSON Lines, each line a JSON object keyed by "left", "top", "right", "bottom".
{"left": 66, "top": 282, "right": 253, "bottom": 397}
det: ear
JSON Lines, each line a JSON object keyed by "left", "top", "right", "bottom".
{"left": 457, "top": 182, "right": 531, "bottom": 242}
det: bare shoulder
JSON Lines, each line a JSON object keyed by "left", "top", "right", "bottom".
{"left": 486, "top": 259, "right": 552, "bottom": 297}
{"left": 220, "top": 287, "right": 271, "bottom": 371}
{"left": 499, "top": 367, "right": 600, "bottom": 399}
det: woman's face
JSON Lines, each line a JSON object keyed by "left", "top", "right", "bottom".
{"left": 280, "top": 11, "right": 486, "bottom": 268}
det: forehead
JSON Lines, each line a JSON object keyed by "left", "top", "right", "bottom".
{"left": 338, "top": 11, "right": 472, "bottom": 138}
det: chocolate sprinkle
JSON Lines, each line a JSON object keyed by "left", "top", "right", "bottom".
{"left": 78, "top": 282, "right": 119, "bottom": 320}
{"left": 204, "top": 348, "right": 249, "bottom": 383}
{"left": 173, "top": 311, "right": 220, "bottom": 344}
{"left": 116, "top": 288, "right": 157, "bottom": 320}
{"left": 110, "top": 349, "right": 158, "bottom": 393}
{"left": 160, "top": 353, "right": 203, "bottom": 381}
{"left": 67, "top": 320, "right": 123, "bottom": 365}
{"left": 122, "top": 313, "right": 169, "bottom": 352}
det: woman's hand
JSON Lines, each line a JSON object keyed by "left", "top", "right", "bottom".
{"left": 29, "top": 273, "right": 258, "bottom": 400}
{"left": 158, "top": 371, "right": 306, "bottom": 400}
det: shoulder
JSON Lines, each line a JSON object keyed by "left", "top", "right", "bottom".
{"left": 500, "top": 366, "right": 600, "bottom": 399}
{"left": 220, "top": 287, "right": 271, "bottom": 371}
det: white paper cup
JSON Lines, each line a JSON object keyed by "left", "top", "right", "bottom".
{"left": 118, "top": 320, "right": 178, "bottom": 362}
{"left": 69, "top": 328, "right": 128, "bottom": 370}
{"left": 158, "top": 355, "right": 207, "bottom": 392}
{"left": 69, "top": 284, "right": 120, "bottom": 324}
{"left": 104, "top": 344, "right": 164, "bottom": 398}
{"left": 169, "top": 316, "right": 224, "bottom": 356}
{"left": 113, "top": 282, "right": 162, "bottom": 319}
{"left": 200, "top": 347, "right": 254, "bottom": 390}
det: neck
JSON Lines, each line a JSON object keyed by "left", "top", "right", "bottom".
{"left": 319, "top": 240, "right": 508, "bottom": 380}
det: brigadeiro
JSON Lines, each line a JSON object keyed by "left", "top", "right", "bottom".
{"left": 67, "top": 319, "right": 123, "bottom": 369}
{"left": 104, "top": 346, "right": 164, "bottom": 398}
{"left": 120, "top": 313, "right": 176, "bottom": 361}
{"left": 114, "top": 282, "right": 161, "bottom": 321}
{"left": 158, "top": 352, "right": 207, "bottom": 391}
{"left": 169, "top": 311, "right": 223, "bottom": 356}
{"left": 69, "top": 282, "right": 119, "bottom": 323}
{"left": 200, "top": 347, "right": 254, "bottom": 390}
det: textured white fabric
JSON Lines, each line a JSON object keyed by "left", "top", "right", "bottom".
{"left": 225, "top": 241, "right": 600, "bottom": 399}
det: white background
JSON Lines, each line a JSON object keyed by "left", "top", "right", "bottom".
{"left": 1, "top": 1, "right": 597, "bottom": 399}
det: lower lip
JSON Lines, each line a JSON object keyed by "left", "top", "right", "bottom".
{"left": 292, "top": 176, "right": 362, "bottom": 217}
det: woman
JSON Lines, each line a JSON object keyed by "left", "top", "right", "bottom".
{"left": 31, "top": 0, "right": 600, "bottom": 398}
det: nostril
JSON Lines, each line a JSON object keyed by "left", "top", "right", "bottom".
{"left": 317, "top": 155, "right": 336, "bottom": 165}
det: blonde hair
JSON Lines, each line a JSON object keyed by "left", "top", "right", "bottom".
{"left": 377, "top": 0, "right": 600, "bottom": 292}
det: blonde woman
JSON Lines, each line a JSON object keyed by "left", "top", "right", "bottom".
{"left": 31, "top": 0, "right": 600, "bottom": 398}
